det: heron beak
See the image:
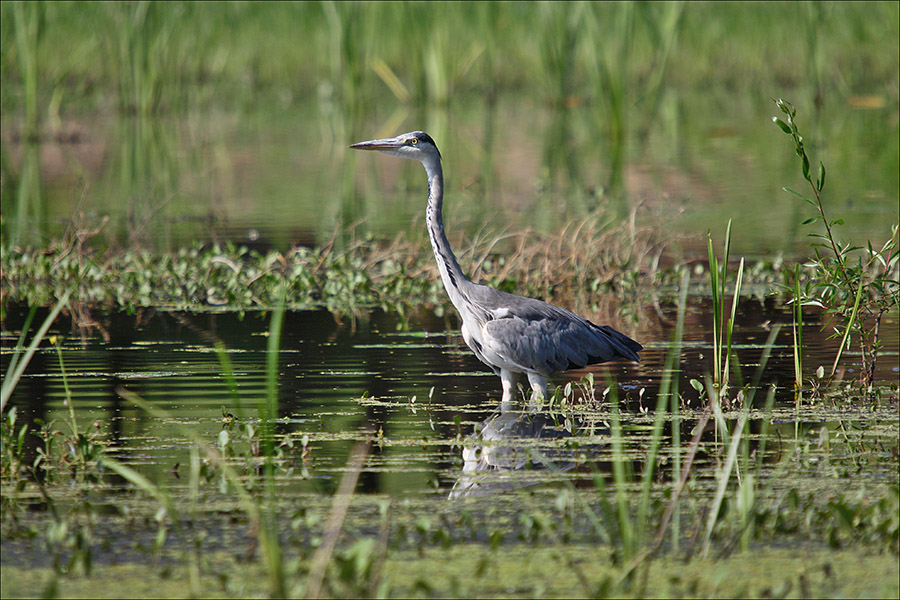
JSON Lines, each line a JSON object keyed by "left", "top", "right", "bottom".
{"left": 349, "top": 137, "right": 402, "bottom": 151}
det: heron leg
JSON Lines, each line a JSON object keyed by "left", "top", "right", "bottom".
{"left": 527, "top": 372, "right": 548, "bottom": 403}
{"left": 499, "top": 369, "right": 518, "bottom": 409}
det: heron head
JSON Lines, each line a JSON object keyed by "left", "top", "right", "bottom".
{"left": 349, "top": 131, "right": 441, "bottom": 162}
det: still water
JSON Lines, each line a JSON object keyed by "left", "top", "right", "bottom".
{"left": 3, "top": 297, "right": 897, "bottom": 499}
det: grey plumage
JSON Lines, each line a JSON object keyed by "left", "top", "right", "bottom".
{"left": 350, "top": 131, "right": 642, "bottom": 404}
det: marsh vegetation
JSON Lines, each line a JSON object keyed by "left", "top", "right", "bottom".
{"left": 2, "top": 2, "right": 899, "bottom": 598}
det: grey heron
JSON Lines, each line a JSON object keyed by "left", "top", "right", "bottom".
{"left": 350, "top": 131, "right": 642, "bottom": 404}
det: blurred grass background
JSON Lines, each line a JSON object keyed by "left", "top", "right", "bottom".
{"left": 2, "top": 2, "right": 896, "bottom": 116}
{"left": 0, "top": 1, "right": 897, "bottom": 254}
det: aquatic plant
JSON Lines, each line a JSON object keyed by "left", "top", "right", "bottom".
{"left": 26, "top": 336, "right": 108, "bottom": 484}
{"left": 1, "top": 211, "right": 662, "bottom": 324}
{"left": 774, "top": 98, "right": 900, "bottom": 394}
{"left": 2, "top": 345, "right": 897, "bottom": 599}
{"left": 705, "top": 218, "right": 744, "bottom": 401}
{"left": 791, "top": 262, "right": 805, "bottom": 406}
{"left": 0, "top": 407, "right": 30, "bottom": 521}
{"left": 583, "top": 2, "right": 684, "bottom": 203}
{"left": 112, "top": 387, "right": 288, "bottom": 597}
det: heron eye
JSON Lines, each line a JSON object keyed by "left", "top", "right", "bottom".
{"left": 409, "top": 138, "right": 418, "bottom": 145}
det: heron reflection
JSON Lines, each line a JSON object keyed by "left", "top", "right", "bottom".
{"left": 449, "top": 403, "right": 607, "bottom": 498}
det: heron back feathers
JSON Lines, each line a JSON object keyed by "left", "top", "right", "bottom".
{"left": 467, "top": 286, "right": 642, "bottom": 376}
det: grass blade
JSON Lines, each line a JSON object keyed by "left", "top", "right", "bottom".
{"left": 707, "top": 231, "right": 721, "bottom": 382}
{"left": 1, "top": 287, "right": 74, "bottom": 412}
{"left": 792, "top": 264, "right": 804, "bottom": 405}
{"left": 4, "top": 306, "right": 37, "bottom": 387}
{"left": 829, "top": 275, "right": 864, "bottom": 379}
{"left": 305, "top": 439, "right": 371, "bottom": 599}
{"left": 606, "top": 382, "right": 634, "bottom": 562}
{"left": 723, "top": 256, "right": 744, "bottom": 391}
{"left": 701, "top": 409, "right": 747, "bottom": 558}
{"left": 262, "top": 285, "right": 286, "bottom": 458}
{"left": 637, "top": 381, "right": 673, "bottom": 545}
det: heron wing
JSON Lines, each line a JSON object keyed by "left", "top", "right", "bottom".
{"left": 474, "top": 288, "right": 641, "bottom": 376}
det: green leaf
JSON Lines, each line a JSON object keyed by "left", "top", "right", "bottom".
{"left": 773, "top": 117, "right": 792, "bottom": 134}
{"left": 775, "top": 98, "right": 794, "bottom": 118}
{"left": 801, "top": 153, "right": 810, "bottom": 181}
{"left": 816, "top": 162, "right": 826, "bottom": 191}
{"left": 782, "top": 187, "right": 810, "bottom": 202}
{"left": 801, "top": 217, "right": 820, "bottom": 225}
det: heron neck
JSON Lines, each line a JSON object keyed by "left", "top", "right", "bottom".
{"left": 423, "top": 155, "right": 470, "bottom": 308}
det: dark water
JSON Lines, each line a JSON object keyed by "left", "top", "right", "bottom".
{"left": 3, "top": 297, "right": 897, "bottom": 499}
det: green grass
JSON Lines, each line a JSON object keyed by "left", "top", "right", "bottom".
{"left": 1, "top": 2, "right": 897, "bottom": 114}
{"left": 2, "top": 545, "right": 898, "bottom": 599}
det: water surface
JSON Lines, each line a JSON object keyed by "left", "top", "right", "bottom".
{"left": 3, "top": 297, "right": 897, "bottom": 499}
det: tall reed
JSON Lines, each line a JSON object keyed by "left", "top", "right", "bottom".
{"left": 586, "top": 2, "right": 632, "bottom": 202}
{"left": 10, "top": 0, "right": 41, "bottom": 139}
{"left": 11, "top": 135, "right": 45, "bottom": 247}
{"left": 605, "top": 382, "right": 635, "bottom": 562}
{"left": 105, "top": 1, "right": 181, "bottom": 114}
{"left": 261, "top": 285, "right": 286, "bottom": 596}
{"left": 706, "top": 219, "right": 744, "bottom": 400}
{"left": 588, "top": 270, "right": 689, "bottom": 582}
{"left": 4, "top": 3, "right": 897, "bottom": 121}
{"left": 582, "top": 2, "right": 684, "bottom": 207}
{"left": 701, "top": 402, "right": 748, "bottom": 558}
{"left": 659, "top": 270, "right": 689, "bottom": 550}
{"left": 321, "top": 0, "right": 377, "bottom": 138}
